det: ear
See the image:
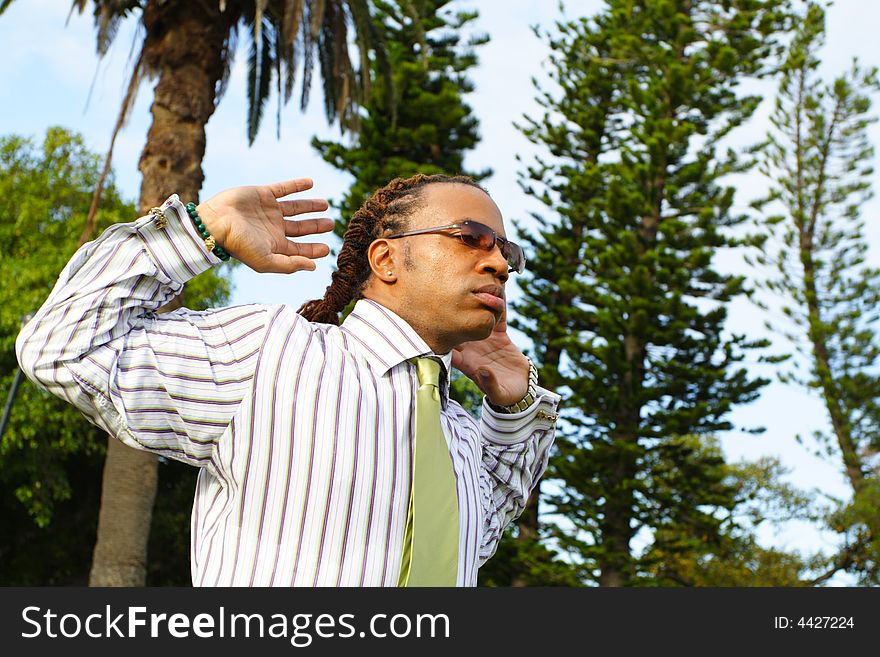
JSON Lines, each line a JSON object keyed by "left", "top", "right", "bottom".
{"left": 367, "top": 238, "right": 398, "bottom": 283}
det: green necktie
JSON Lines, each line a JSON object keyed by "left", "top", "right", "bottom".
{"left": 398, "top": 357, "right": 460, "bottom": 587}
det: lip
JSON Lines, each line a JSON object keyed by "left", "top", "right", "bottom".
{"left": 472, "top": 285, "right": 505, "bottom": 312}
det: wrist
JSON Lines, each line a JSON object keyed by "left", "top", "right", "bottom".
{"left": 188, "top": 202, "right": 231, "bottom": 261}
{"left": 487, "top": 358, "right": 539, "bottom": 413}
{"left": 194, "top": 201, "right": 226, "bottom": 243}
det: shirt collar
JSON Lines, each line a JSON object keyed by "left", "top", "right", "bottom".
{"left": 340, "top": 299, "right": 454, "bottom": 387}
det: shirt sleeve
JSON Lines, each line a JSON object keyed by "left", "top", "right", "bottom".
{"left": 477, "top": 386, "right": 560, "bottom": 565}
{"left": 15, "top": 195, "right": 270, "bottom": 469}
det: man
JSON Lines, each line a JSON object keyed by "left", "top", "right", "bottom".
{"left": 16, "top": 173, "right": 560, "bottom": 586}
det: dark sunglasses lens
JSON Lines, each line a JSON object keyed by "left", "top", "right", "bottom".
{"left": 459, "top": 222, "right": 496, "bottom": 250}
{"left": 503, "top": 242, "right": 525, "bottom": 273}
{"left": 460, "top": 222, "right": 525, "bottom": 273}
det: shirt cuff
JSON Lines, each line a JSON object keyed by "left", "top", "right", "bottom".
{"left": 135, "top": 194, "right": 220, "bottom": 285}
{"left": 481, "top": 386, "right": 561, "bottom": 446}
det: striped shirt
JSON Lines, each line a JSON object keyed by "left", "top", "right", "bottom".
{"left": 15, "top": 195, "right": 560, "bottom": 587}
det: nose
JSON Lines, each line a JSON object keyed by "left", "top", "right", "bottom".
{"left": 478, "top": 243, "right": 509, "bottom": 284}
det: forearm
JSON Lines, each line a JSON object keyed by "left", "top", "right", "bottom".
{"left": 478, "top": 387, "right": 560, "bottom": 562}
{"left": 16, "top": 195, "right": 216, "bottom": 399}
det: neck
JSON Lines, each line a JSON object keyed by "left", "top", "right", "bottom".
{"left": 361, "top": 292, "right": 452, "bottom": 354}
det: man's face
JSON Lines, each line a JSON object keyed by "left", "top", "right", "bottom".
{"left": 381, "top": 183, "right": 511, "bottom": 353}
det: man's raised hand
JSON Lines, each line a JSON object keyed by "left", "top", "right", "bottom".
{"left": 196, "top": 178, "right": 334, "bottom": 274}
{"left": 451, "top": 307, "right": 530, "bottom": 407}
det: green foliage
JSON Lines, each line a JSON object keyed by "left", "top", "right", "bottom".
{"left": 0, "top": 127, "right": 132, "bottom": 527}
{"left": 313, "top": 0, "right": 490, "bottom": 232}
{"left": 477, "top": 528, "right": 586, "bottom": 587}
{"left": 0, "top": 450, "right": 103, "bottom": 585}
{"left": 513, "top": 0, "right": 793, "bottom": 585}
{"left": 641, "top": 441, "right": 817, "bottom": 586}
{"left": 0, "top": 127, "right": 230, "bottom": 582}
{"left": 824, "top": 478, "right": 880, "bottom": 584}
{"left": 751, "top": 2, "right": 880, "bottom": 584}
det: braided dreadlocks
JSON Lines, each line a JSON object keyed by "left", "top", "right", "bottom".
{"left": 297, "top": 173, "right": 485, "bottom": 325}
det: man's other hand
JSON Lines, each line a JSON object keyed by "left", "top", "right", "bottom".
{"left": 196, "top": 178, "right": 334, "bottom": 274}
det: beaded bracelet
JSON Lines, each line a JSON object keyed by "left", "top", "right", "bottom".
{"left": 185, "top": 202, "right": 231, "bottom": 261}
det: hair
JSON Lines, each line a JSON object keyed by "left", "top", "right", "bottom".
{"left": 297, "top": 173, "right": 486, "bottom": 325}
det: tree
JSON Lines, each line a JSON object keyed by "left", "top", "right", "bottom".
{"left": 313, "top": 0, "right": 489, "bottom": 230}
{"left": 0, "top": 0, "right": 391, "bottom": 585}
{"left": 0, "top": 127, "right": 229, "bottom": 584}
{"left": 639, "top": 438, "right": 817, "bottom": 586}
{"left": 513, "top": 0, "right": 790, "bottom": 586}
{"left": 751, "top": 2, "right": 880, "bottom": 585}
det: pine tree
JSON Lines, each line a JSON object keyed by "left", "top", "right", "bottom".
{"left": 313, "top": 0, "right": 490, "bottom": 233}
{"left": 514, "top": 0, "right": 790, "bottom": 586}
{"left": 751, "top": 2, "right": 880, "bottom": 585}
{"left": 640, "top": 439, "right": 816, "bottom": 586}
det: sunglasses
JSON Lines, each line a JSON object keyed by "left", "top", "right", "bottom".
{"left": 384, "top": 220, "right": 526, "bottom": 274}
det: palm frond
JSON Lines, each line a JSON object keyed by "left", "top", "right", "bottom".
{"left": 275, "top": 23, "right": 283, "bottom": 139}
{"left": 67, "top": 0, "right": 89, "bottom": 20}
{"left": 346, "top": 0, "right": 373, "bottom": 104}
{"left": 319, "top": 0, "right": 359, "bottom": 130}
{"left": 95, "top": 9, "right": 123, "bottom": 56}
{"left": 216, "top": 23, "right": 239, "bottom": 105}
{"left": 281, "top": 0, "right": 305, "bottom": 102}
{"left": 301, "top": 1, "right": 317, "bottom": 110}
{"left": 81, "top": 43, "right": 146, "bottom": 245}
{"left": 310, "top": 0, "right": 327, "bottom": 39}
{"left": 65, "top": 0, "right": 143, "bottom": 56}
{"left": 281, "top": 0, "right": 305, "bottom": 46}
{"left": 357, "top": 0, "right": 395, "bottom": 127}
{"left": 316, "top": 3, "right": 337, "bottom": 123}
{"left": 254, "top": 0, "right": 269, "bottom": 46}
{"left": 247, "top": 17, "right": 274, "bottom": 145}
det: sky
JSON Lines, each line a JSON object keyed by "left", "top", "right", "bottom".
{"left": 2, "top": 0, "right": 879, "bottom": 584}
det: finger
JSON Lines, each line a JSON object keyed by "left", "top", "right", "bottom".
{"left": 286, "top": 241, "right": 331, "bottom": 259}
{"left": 267, "top": 178, "right": 314, "bottom": 199}
{"left": 263, "top": 253, "right": 319, "bottom": 274}
{"left": 279, "top": 198, "right": 330, "bottom": 216}
{"left": 283, "top": 217, "right": 335, "bottom": 237}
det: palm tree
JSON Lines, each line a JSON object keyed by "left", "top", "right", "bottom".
{"left": 1, "top": 0, "right": 391, "bottom": 585}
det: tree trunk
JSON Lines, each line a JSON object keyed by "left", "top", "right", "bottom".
{"left": 795, "top": 97, "right": 865, "bottom": 497}
{"left": 89, "top": 439, "right": 159, "bottom": 585}
{"left": 799, "top": 248, "right": 866, "bottom": 495}
{"left": 89, "top": 1, "right": 231, "bottom": 587}
{"left": 510, "top": 337, "right": 567, "bottom": 586}
{"left": 596, "top": 188, "right": 662, "bottom": 587}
